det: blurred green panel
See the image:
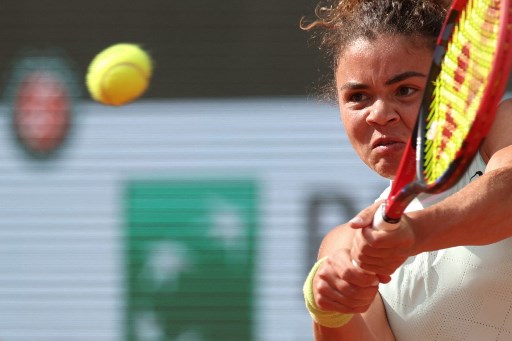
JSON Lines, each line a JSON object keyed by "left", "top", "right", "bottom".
{"left": 125, "top": 180, "right": 257, "bottom": 341}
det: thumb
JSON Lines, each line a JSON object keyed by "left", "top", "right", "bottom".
{"left": 348, "top": 200, "right": 384, "bottom": 229}
{"left": 348, "top": 215, "right": 366, "bottom": 229}
{"left": 377, "top": 274, "right": 392, "bottom": 284}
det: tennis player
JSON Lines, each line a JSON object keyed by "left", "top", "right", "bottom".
{"left": 302, "top": 0, "right": 512, "bottom": 340}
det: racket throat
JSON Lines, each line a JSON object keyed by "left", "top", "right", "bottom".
{"left": 384, "top": 182, "right": 424, "bottom": 223}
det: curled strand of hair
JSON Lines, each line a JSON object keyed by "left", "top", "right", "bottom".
{"left": 301, "top": 0, "right": 451, "bottom": 101}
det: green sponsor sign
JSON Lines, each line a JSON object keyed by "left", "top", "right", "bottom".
{"left": 125, "top": 180, "right": 257, "bottom": 341}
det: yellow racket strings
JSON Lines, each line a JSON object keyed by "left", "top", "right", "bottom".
{"left": 423, "top": 0, "right": 500, "bottom": 183}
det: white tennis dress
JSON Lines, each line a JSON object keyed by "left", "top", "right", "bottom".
{"left": 379, "top": 153, "right": 512, "bottom": 341}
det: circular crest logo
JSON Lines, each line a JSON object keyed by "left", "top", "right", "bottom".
{"left": 4, "top": 49, "right": 81, "bottom": 159}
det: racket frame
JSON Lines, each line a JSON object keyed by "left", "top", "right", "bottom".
{"left": 381, "top": 0, "right": 512, "bottom": 224}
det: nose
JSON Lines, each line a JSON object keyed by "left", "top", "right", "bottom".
{"left": 366, "top": 99, "right": 400, "bottom": 126}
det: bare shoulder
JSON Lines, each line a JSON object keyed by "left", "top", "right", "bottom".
{"left": 498, "top": 98, "right": 512, "bottom": 111}
{"left": 318, "top": 224, "right": 355, "bottom": 259}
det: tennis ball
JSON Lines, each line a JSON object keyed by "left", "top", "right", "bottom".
{"left": 86, "top": 43, "right": 152, "bottom": 106}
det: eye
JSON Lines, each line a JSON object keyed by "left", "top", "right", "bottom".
{"left": 396, "top": 86, "right": 417, "bottom": 97}
{"left": 347, "top": 92, "right": 370, "bottom": 103}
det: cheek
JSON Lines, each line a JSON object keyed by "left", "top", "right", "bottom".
{"left": 402, "top": 104, "right": 421, "bottom": 131}
{"left": 340, "top": 110, "right": 369, "bottom": 150}
{"left": 408, "top": 111, "right": 418, "bottom": 129}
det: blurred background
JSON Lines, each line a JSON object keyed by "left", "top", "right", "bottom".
{"left": 0, "top": 1, "right": 387, "bottom": 340}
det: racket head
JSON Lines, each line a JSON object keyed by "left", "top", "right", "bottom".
{"left": 419, "top": 0, "right": 512, "bottom": 192}
{"left": 385, "top": 0, "right": 512, "bottom": 221}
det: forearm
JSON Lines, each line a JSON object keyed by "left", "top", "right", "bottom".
{"left": 314, "top": 315, "right": 375, "bottom": 341}
{"left": 312, "top": 222, "right": 395, "bottom": 341}
{"left": 411, "top": 165, "right": 512, "bottom": 254}
{"left": 314, "top": 294, "right": 395, "bottom": 341}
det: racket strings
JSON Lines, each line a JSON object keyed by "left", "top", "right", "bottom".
{"left": 423, "top": 0, "right": 500, "bottom": 183}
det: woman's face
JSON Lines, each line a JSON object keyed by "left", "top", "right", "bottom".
{"left": 335, "top": 34, "right": 433, "bottom": 179}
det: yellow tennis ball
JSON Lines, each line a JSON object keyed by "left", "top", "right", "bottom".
{"left": 86, "top": 43, "right": 152, "bottom": 106}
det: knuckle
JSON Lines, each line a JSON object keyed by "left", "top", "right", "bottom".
{"left": 315, "top": 295, "right": 329, "bottom": 310}
{"left": 315, "top": 279, "right": 330, "bottom": 295}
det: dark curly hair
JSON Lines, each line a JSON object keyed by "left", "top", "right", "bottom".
{"left": 301, "top": 0, "right": 450, "bottom": 100}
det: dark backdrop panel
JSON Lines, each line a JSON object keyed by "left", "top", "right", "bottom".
{"left": 0, "top": 0, "right": 327, "bottom": 99}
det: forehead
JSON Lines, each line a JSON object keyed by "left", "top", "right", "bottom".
{"left": 337, "top": 35, "right": 433, "bottom": 80}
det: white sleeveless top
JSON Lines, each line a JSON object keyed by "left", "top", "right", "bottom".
{"left": 379, "top": 153, "right": 512, "bottom": 341}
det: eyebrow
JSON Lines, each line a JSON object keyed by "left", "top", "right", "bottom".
{"left": 385, "top": 71, "right": 427, "bottom": 85}
{"left": 339, "top": 71, "right": 427, "bottom": 91}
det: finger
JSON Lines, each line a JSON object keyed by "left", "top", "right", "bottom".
{"left": 355, "top": 226, "right": 411, "bottom": 256}
{"left": 348, "top": 200, "right": 383, "bottom": 229}
{"left": 350, "top": 233, "right": 382, "bottom": 276}
{"left": 316, "top": 294, "right": 373, "bottom": 314}
{"left": 320, "top": 253, "right": 380, "bottom": 287}
{"left": 326, "top": 256, "right": 381, "bottom": 287}
{"left": 352, "top": 254, "right": 404, "bottom": 275}
{"left": 315, "top": 294, "right": 372, "bottom": 314}
{"left": 351, "top": 240, "right": 399, "bottom": 275}
{"left": 377, "top": 274, "right": 392, "bottom": 284}
{"left": 353, "top": 241, "right": 400, "bottom": 258}
{"left": 318, "top": 281, "right": 377, "bottom": 307}
{"left": 356, "top": 227, "right": 412, "bottom": 259}
{"left": 360, "top": 225, "right": 398, "bottom": 247}
{"left": 315, "top": 279, "right": 378, "bottom": 313}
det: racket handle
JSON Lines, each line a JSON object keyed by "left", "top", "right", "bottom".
{"left": 352, "top": 203, "right": 400, "bottom": 274}
{"left": 372, "top": 203, "right": 400, "bottom": 231}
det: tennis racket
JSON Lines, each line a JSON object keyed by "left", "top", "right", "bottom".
{"left": 373, "top": 0, "right": 512, "bottom": 232}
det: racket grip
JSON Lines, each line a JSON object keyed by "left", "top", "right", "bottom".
{"left": 352, "top": 203, "right": 400, "bottom": 274}
{"left": 372, "top": 203, "right": 400, "bottom": 231}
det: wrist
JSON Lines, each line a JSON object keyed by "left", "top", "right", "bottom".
{"left": 405, "top": 209, "right": 435, "bottom": 255}
{"left": 303, "top": 257, "right": 354, "bottom": 328}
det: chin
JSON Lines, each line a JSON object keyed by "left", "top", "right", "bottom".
{"left": 372, "top": 162, "right": 399, "bottom": 180}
